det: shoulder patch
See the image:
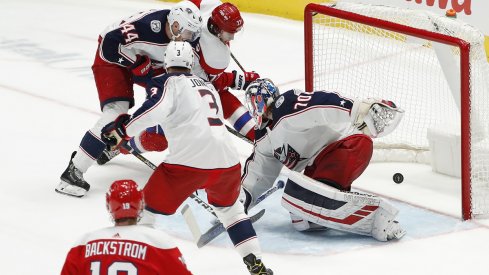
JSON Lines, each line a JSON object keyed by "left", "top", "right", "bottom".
{"left": 151, "top": 20, "right": 161, "bottom": 33}
{"left": 275, "top": 96, "right": 284, "bottom": 108}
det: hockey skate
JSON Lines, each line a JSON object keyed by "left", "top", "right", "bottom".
{"left": 243, "top": 253, "right": 273, "bottom": 275}
{"left": 56, "top": 151, "right": 90, "bottom": 197}
{"left": 240, "top": 187, "right": 253, "bottom": 214}
{"left": 97, "top": 148, "right": 120, "bottom": 165}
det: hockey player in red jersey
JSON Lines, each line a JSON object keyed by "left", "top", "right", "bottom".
{"left": 241, "top": 79, "right": 407, "bottom": 241}
{"left": 101, "top": 41, "right": 272, "bottom": 275}
{"left": 56, "top": 1, "right": 203, "bottom": 197}
{"left": 190, "top": 0, "right": 260, "bottom": 141}
{"left": 60, "top": 179, "right": 192, "bottom": 274}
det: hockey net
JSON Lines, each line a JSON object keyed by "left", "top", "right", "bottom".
{"left": 304, "top": 2, "right": 489, "bottom": 219}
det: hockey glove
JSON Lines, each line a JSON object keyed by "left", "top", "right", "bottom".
{"left": 101, "top": 114, "right": 131, "bottom": 151}
{"left": 130, "top": 55, "right": 153, "bottom": 85}
{"left": 232, "top": 70, "right": 260, "bottom": 90}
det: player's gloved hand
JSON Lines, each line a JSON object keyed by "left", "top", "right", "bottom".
{"left": 231, "top": 70, "right": 260, "bottom": 90}
{"left": 130, "top": 55, "right": 153, "bottom": 85}
{"left": 101, "top": 114, "right": 131, "bottom": 151}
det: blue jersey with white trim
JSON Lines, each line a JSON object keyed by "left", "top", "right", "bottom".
{"left": 98, "top": 9, "right": 173, "bottom": 68}
{"left": 242, "top": 89, "right": 359, "bottom": 200}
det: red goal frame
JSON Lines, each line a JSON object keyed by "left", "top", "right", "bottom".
{"left": 304, "top": 3, "right": 472, "bottom": 219}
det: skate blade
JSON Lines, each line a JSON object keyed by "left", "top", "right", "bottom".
{"left": 55, "top": 181, "right": 87, "bottom": 198}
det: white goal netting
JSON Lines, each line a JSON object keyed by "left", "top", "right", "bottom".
{"left": 307, "top": 2, "right": 489, "bottom": 218}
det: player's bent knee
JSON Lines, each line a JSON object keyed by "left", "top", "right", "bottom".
{"left": 92, "top": 101, "right": 130, "bottom": 133}
{"left": 213, "top": 199, "right": 246, "bottom": 226}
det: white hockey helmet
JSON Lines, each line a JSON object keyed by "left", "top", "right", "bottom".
{"left": 168, "top": 1, "right": 203, "bottom": 42}
{"left": 164, "top": 41, "right": 194, "bottom": 70}
{"left": 245, "top": 78, "right": 280, "bottom": 129}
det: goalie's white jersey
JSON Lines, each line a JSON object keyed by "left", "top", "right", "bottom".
{"left": 242, "top": 89, "right": 360, "bottom": 198}
{"left": 125, "top": 72, "right": 239, "bottom": 169}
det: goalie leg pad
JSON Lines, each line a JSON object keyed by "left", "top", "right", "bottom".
{"left": 289, "top": 212, "right": 328, "bottom": 232}
{"left": 371, "top": 205, "right": 406, "bottom": 241}
{"left": 282, "top": 171, "right": 403, "bottom": 240}
{"left": 304, "top": 134, "right": 372, "bottom": 191}
{"left": 214, "top": 199, "right": 261, "bottom": 259}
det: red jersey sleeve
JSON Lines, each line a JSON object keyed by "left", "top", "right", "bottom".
{"left": 60, "top": 246, "right": 83, "bottom": 275}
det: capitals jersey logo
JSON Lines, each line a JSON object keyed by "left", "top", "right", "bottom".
{"left": 274, "top": 144, "right": 304, "bottom": 169}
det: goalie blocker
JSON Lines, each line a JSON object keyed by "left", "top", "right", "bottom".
{"left": 282, "top": 171, "right": 406, "bottom": 241}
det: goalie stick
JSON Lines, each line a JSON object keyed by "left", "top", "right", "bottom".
{"left": 122, "top": 143, "right": 218, "bottom": 218}
{"left": 255, "top": 180, "right": 285, "bottom": 205}
{"left": 187, "top": 181, "right": 284, "bottom": 248}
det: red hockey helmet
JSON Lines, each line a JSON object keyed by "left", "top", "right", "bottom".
{"left": 209, "top": 2, "right": 244, "bottom": 34}
{"left": 106, "top": 179, "right": 144, "bottom": 221}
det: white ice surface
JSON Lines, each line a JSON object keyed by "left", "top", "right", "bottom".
{"left": 1, "top": 0, "right": 489, "bottom": 274}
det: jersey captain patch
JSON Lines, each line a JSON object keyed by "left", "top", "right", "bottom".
{"left": 273, "top": 144, "right": 305, "bottom": 169}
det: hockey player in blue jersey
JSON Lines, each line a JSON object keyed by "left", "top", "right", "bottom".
{"left": 241, "top": 78, "right": 407, "bottom": 241}
{"left": 56, "top": 1, "right": 203, "bottom": 197}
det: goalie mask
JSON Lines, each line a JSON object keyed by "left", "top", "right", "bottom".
{"left": 164, "top": 41, "right": 194, "bottom": 70}
{"left": 168, "top": 1, "right": 203, "bottom": 42}
{"left": 106, "top": 179, "right": 144, "bottom": 221}
{"left": 245, "top": 78, "right": 280, "bottom": 129}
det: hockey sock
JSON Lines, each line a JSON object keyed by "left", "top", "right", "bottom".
{"left": 73, "top": 130, "right": 106, "bottom": 172}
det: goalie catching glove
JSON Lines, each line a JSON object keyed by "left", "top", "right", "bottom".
{"left": 101, "top": 114, "right": 131, "bottom": 151}
{"left": 351, "top": 98, "right": 404, "bottom": 138}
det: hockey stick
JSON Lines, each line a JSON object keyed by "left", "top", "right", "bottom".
{"left": 193, "top": 181, "right": 284, "bottom": 248}
{"left": 225, "top": 125, "right": 253, "bottom": 145}
{"left": 194, "top": 208, "right": 265, "bottom": 248}
{"left": 122, "top": 143, "right": 218, "bottom": 218}
{"left": 230, "top": 51, "right": 246, "bottom": 73}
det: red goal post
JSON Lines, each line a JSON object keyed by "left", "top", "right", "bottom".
{"left": 304, "top": 2, "right": 489, "bottom": 220}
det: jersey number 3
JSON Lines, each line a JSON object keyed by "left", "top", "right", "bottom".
{"left": 199, "top": 89, "right": 223, "bottom": 126}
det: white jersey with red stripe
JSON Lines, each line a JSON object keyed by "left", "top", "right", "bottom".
{"left": 126, "top": 72, "right": 239, "bottom": 169}
{"left": 60, "top": 225, "right": 192, "bottom": 274}
{"left": 192, "top": 23, "right": 230, "bottom": 81}
{"left": 241, "top": 89, "right": 359, "bottom": 200}
{"left": 188, "top": 0, "right": 256, "bottom": 140}
{"left": 191, "top": 0, "right": 230, "bottom": 81}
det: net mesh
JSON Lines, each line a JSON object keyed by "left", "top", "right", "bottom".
{"left": 309, "top": 2, "right": 489, "bottom": 217}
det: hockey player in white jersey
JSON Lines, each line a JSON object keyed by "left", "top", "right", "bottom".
{"left": 101, "top": 41, "right": 272, "bottom": 275}
{"left": 56, "top": 1, "right": 203, "bottom": 197}
{"left": 189, "top": 0, "right": 260, "bottom": 140}
{"left": 97, "top": 1, "right": 259, "bottom": 164}
{"left": 241, "top": 78, "right": 406, "bottom": 241}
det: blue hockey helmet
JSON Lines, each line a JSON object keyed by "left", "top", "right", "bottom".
{"left": 245, "top": 78, "right": 279, "bottom": 129}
